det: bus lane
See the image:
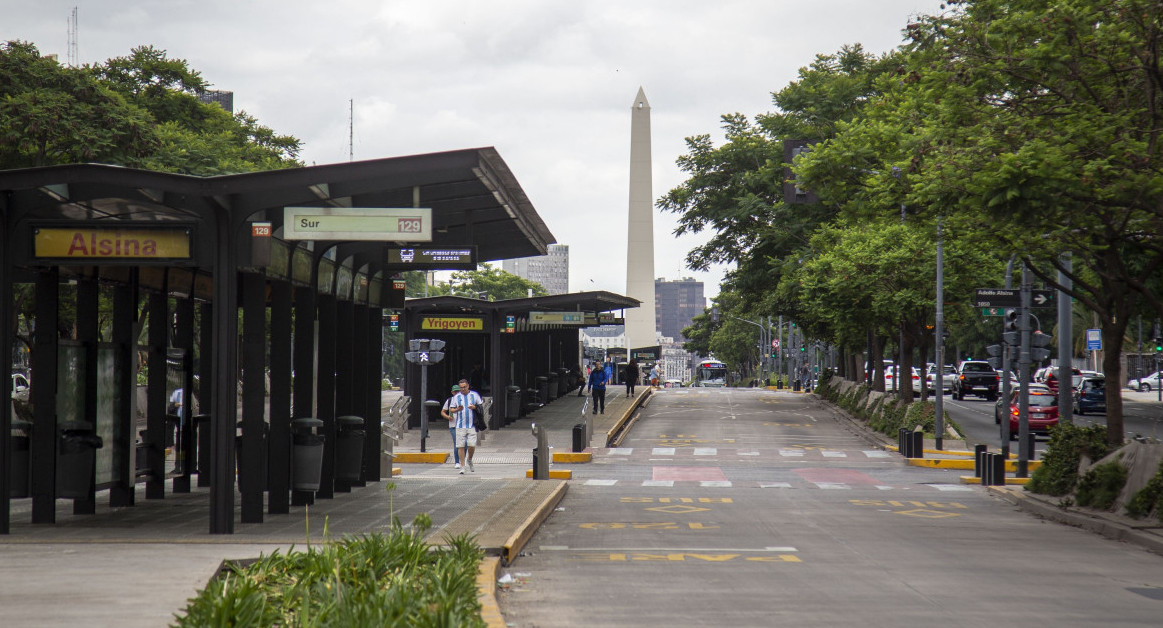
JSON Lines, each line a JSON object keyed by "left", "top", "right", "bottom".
{"left": 498, "top": 388, "right": 1163, "bottom": 627}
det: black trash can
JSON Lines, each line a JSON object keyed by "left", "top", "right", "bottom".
{"left": 536, "top": 376, "right": 550, "bottom": 405}
{"left": 335, "top": 415, "right": 366, "bottom": 482}
{"left": 572, "top": 423, "right": 586, "bottom": 453}
{"left": 793, "top": 379, "right": 801, "bottom": 392}
{"left": 235, "top": 421, "right": 269, "bottom": 493}
{"left": 58, "top": 421, "right": 102, "bottom": 499}
{"left": 194, "top": 414, "right": 212, "bottom": 487}
{"left": 505, "top": 386, "right": 522, "bottom": 422}
{"left": 546, "top": 372, "right": 558, "bottom": 401}
{"left": 10, "top": 420, "right": 31, "bottom": 498}
{"left": 291, "top": 418, "right": 325, "bottom": 492}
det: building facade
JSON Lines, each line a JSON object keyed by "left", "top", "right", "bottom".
{"left": 502, "top": 243, "right": 569, "bottom": 295}
{"left": 655, "top": 277, "right": 705, "bottom": 342}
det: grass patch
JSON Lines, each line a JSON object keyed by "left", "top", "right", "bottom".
{"left": 1027, "top": 424, "right": 1111, "bottom": 497}
{"left": 1074, "top": 460, "right": 1128, "bottom": 511}
{"left": 172, "top": 513, "right": 485, "bottom": 627}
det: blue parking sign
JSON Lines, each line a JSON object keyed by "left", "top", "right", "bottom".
{"left": 1085, "top": 329, "right": 1102, "bottom": 351}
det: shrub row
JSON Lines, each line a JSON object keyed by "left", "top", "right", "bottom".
{"left": 815, "top": 372, "right": 960, "bottom": 439}
{"left": 173, "top": 514, "right": 485, "bottom": 627}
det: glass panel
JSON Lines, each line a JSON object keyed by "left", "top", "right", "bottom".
{"left": 317, "top": 258, "right": 335, "bottom": 294}
{"left": 335, "top": 265, "right": 353, "bottom": 300}
{"left": 268, "top": 239, "right": 290, "bottom": 280}
{"left": 292, "top": 246, "right": 313, "bottom": 285}
{"left": 95, "top": 346, "right": 121, "bottom": 485}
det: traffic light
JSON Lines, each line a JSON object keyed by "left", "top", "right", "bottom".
{"left": 1154, "top": 337, "right": 1162, "bottom": 353}
{"left": 1004, "top": 308, "right": 1019, "bottom": 332}
{"left": 1030, "top": 331, "right": 1052, "bottom": 361}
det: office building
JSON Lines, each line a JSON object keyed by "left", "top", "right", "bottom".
{"left": 655, "top": 277, "right": 705, "bottom": 342}
{"left": 503, "top": 243, "right": 569, "bottom": 295}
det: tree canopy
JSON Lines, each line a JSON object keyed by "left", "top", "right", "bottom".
{"left": 0, "top": 40, "right": 301, "bottom": 173}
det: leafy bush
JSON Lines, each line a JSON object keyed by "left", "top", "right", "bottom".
{"left": 173, "top": 514, "right": 485, "bottom": 627}
{"left": 1125, "top": 460, "right": 1163, "bottom": 521}
{"left": 1074, "top": 460, "right": 1128, "bottom": 510}
{"left": 1027, "top": 424, "right": 1112, "bottom": 496}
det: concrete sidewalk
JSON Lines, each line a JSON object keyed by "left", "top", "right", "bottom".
{"left": 0, "top": 386, "right": 650, "bottom": 627}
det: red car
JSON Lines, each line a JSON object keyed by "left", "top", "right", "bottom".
{"left": 1007, "top": 391, "right": 1059, "bottom": 439}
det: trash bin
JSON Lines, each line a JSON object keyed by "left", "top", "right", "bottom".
{"left": 10, "top": 420, "right": 31, "bottom": 498}
{"left": 57, "top": 421, "right": 103, "bottom": 499}
{"left": 536, "top": 376, "right": 550, "bottom": 405}
{"left": 546, "top": 372, "right": 558, "bottom": 401}
{"left": 235, "top": 421, "right": 269, "bottom": 493}
{"left": 505, "top": 386, "right": 522, "bottom": 422}
{"left": 572, "top": 422, "right": 586, "bottom": 453}
{"left": 291, "top": 418, "right": 325, "bottom": 492}
{"left": 793, "top": 379, "right": 801, "bottom": 392}
{"left": 334, "top": 415, "right": 366, "bottom": 482}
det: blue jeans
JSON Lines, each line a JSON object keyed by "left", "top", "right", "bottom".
{"left": 450, "top": 427, "right": 460, "bottom": 464}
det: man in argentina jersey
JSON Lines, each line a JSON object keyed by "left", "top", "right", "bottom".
{"left": 445, "top": 378, "right": 483, "bottom": 474}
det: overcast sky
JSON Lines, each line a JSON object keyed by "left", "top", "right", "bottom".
{"left": 6, "top": 0, "right": 944, "bottom": 300}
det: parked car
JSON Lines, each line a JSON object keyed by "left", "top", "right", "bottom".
{"left": 993, "top": 383, "right": 1051, "bottom": 424}
{"left": 1041, "top": 367, "right": 1081, "bottom": 394}
{"left": 925, "top": 364, "right": 957, "bottom": 395}
{"left": 1001, "top": 390, "right": 1059, "bottom": 439}
{"left": 953, "top": 361, "right": 999, "bottom": 400}
{"left": 1073, "top": 377, "right": 1106, "bottom": 415}
{"left": 1127, "top": 371, "right": 1163, "bottom": 392}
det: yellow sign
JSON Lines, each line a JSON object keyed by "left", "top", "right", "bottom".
{"left": 419, "top": 316, "right": 484, "bottom": 332}
{"left": 35, "top": 227, "right": 191, "bottom": 259}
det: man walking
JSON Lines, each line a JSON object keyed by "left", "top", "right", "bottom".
{"left": 446, "top": 378, "right": 483, "bottom": 474}
{"left": 625, "top": 359, "right": 640, "bottom": 397}
{"left": 440, "top": 384, "right": 461, "bottom": 469}
{"left": 586, "top": 360, "right": 608, "bottom": 415}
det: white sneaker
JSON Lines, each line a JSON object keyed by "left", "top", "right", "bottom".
{"left": 468, "top": 459, "right": 475, "bottom": 472}
{"left": 454, "top": 463, "right": 461, "bottom": 469}
{"left": 459, "top": 468, "right": 465, "bottom": 475}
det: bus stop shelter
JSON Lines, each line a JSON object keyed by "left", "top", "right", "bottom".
{"left": 0, "top": 147, "right": 554, "bottom": 534}
{"left": 399, "top": 291, "right": 640, "bottom": 428}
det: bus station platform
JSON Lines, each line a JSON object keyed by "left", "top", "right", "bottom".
{"left": 0, "top": 386, "right": 651, "bottom": 628}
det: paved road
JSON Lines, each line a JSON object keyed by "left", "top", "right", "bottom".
{"left": 499, "top": 388, "right": 1163, "bottom": 627}
{"left": 945, "top": 389, "right": 1163, "bottom": 457}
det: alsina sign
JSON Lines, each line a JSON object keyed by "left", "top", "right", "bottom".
{"left": 34, "top": 226, "right": 192, "bottom": 261}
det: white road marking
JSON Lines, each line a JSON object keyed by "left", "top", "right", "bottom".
{"left": 608, "top": 448, "right": 633, "bottom": 455}
{"left": 928, "top": 484, "right": 973, "bottom": 491}
{"left": 652, "top": 447, "right": 676, "bottom": 455}
{"left": 584, "top": 479, "right": 618, "bottom": 486}
{"left": 779, "top": 450, "right": 805, "bottom": 457}
{"left": 814, "top": 483, "right": 850, "bottom": 490}
{"left": 693, "top": 448, "right": 717, "bottom": 456}
{"left": 822, "top": 451, "right": 847, "bottom": 458}
{"left": 760, "top": 482, "right": 793, "bottom": 488}
{"left": 641, "top": 480, "right": 675, "bottom": 487}
{"left": 863, "top": 450, "right": 893, "bottom": 458}
{"left": 700, "top": 481, "right": 732, "bottom": 488}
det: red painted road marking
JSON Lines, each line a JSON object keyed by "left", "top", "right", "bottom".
{"left": 792, "top": 468, "right": 882, "bottom": 485}
{"left": 653, "top": 466, "right": 729, "bottom": 482}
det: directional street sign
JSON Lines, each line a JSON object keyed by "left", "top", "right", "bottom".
{"left": 982, "top": 307, "right": 1005, "bottom": 317}
{"left": 976, "top": 288, "right": 1054, "bottom": 308}
{"left": 975, "top": 289, "right": 1019, "bottom": 308}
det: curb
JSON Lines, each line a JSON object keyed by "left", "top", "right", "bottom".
{"left": 987, "top": 486, "right": 1163, "bottom": 557}
{"left": 477, "top": 556, "right": 505, "bottom": 628}
{"left": 907, "top": 458, "right": 1041, "bottom": 471}
{"left": 960, "top": 475, "right": 1031, "bottom": 485}
{"left": 393, "top": 452, "right": 449, "bottom": 464}
{"left": 552, "top": 451, "right": 592, "bottom": 463}
{"left": 524, "top": 469, "right": 573, "bottom": 479}
{"left": 502, "top": 481, "right": 568, "bottom": 565}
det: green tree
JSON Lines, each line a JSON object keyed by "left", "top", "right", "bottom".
{"left": 434, "top": 264, "right": 549, "bottom": 301}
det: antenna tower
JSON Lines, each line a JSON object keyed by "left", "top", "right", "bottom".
{"left": 67, "top": 7, "right": 78, "bottom": 67}
{"left": 348, "top": 99, "right": 354, "bottom": 161}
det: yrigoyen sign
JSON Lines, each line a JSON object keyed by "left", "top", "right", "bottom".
{"left": 283, "top": 207, "right": 432, "bottom": 241}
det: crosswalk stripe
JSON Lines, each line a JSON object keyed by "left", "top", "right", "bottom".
{"left": 584, "top": 479, "right": 618, "bottom": 486}
{"left": 693, "top": 448, "right": 717, "bottom": 456}
{"left": 760, "top": 482, "right": 793, "bottom": 488}
{"left": 928, "top": 484, "right": 973, "bottom": 491}
{"left": 814, "top": 483, "right": 850, "bottom": 489}
{"left": 642, "top": 480, "right": 674, "bottom": 487}
{"left": 652, "top": 447, "right": 676, "bottom": 455}
{"left": 700, "top": 481, "right": 732, "bottom": 487}
{"left": 821, "top": 451, "right": 847, "bottom": 458}
{"left": 863, "top": 450, "right": 892, "bottom": 458}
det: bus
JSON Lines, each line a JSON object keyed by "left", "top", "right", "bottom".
{"left": 694, "top": 359, "right": 728, "bottom": 387}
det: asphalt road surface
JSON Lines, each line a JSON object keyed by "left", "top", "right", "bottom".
{"left": 499, "top": 388, "right": 1163, "bottom": 627}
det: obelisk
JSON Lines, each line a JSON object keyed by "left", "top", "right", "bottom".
{"left": 624, "top": 87, "right": 656, "bottom": 352}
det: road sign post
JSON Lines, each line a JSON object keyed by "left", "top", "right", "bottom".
{"left": 404, "top": 338, "right": 446, "bottom": 452}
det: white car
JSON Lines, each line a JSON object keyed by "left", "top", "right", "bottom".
{"left": 1128, "top": 371, "right": 1163, "bottom": 392}
{"left": 924, "top": 364, "right": 957, "bottom": 394}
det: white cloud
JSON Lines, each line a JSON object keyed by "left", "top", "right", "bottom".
{"left": 4, "top": 0, "right": 947, "bottom": 299}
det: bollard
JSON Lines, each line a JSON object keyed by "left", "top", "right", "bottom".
{"left": 1026, "top": 434, "right": 1036, "bottom": 464}
{"left": 898, "top": 428, "right": 909, "bottom": 457}
{"left": 974, "top": 444, "right": 988, "bottom": 478}
{"left": 572, "top": 423, "right": 586, "bottom": 453}
{"left": 531, "top": 422, "right": 549, "bottom": 479}
{"left": 908, "top": 431, "right": 923, "bottom": 459}
{"left": 981, "top": 453, "right": 995, "bottom": 485}
{"left": 984, "top": 452, "right": 1006, "bottom": 486}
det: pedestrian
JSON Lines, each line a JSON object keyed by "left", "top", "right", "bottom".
{"left": 649, "top": 364, "right": 660, "bottom": 387}
{"left": 571, "top": 364, "right": 586, "bottom": 397}
{"left": 603, "top": 359, "right": 614, "bottom": 388}
{"left": 448, "top": 378, "right": 483, "bottom": 474}
{"left": 440, "top": 384, "right": 462, "bottom": 468}
{"left": 625, "top": 359, "right": 640, "bottom": 396}
{"left": 586, "top": 360, "right": 608, "bottom": 414}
